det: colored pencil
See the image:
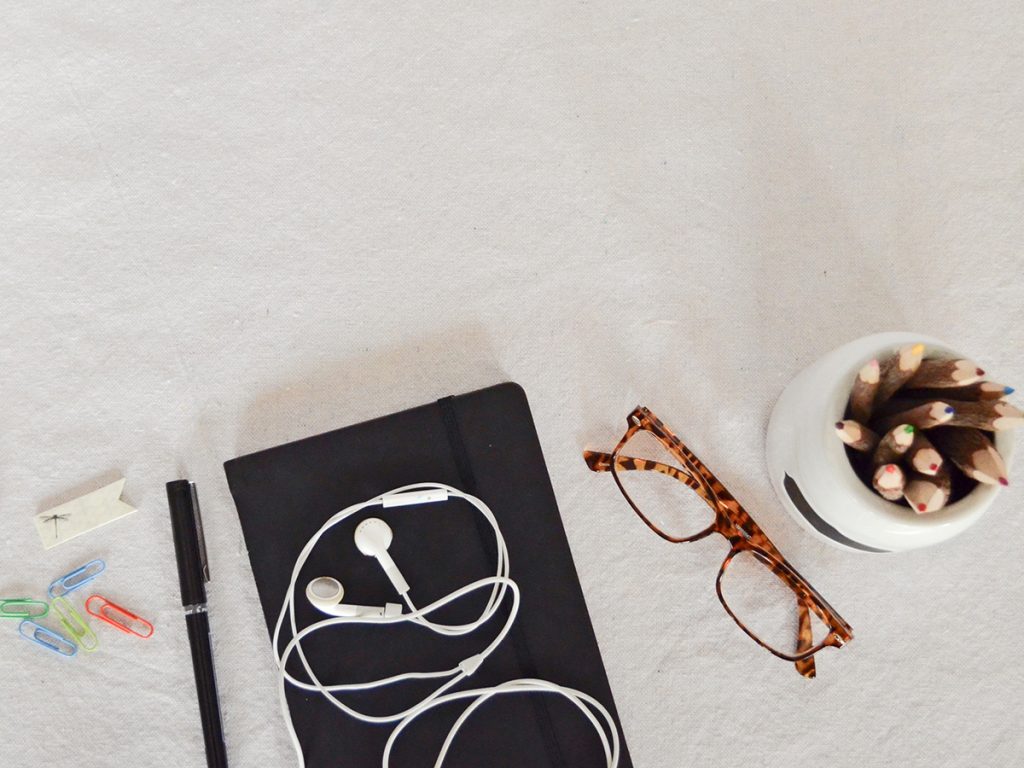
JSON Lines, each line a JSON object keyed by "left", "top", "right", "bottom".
{"left": 929, "top": 428, "right": 1009, "bottom": 486}
{"left": 871, "top": 396, "right": 931, "bottom": 419}
{"left": 874, "top": 343, "right": 925, "bottom": 407}
{"left": 944, "top": 401, "right": 1024, "bottom": 431}
{"left": 849, "top": 359, "right": 880, "bottom": 423}
{"left": 872, "top": 463, "right": 906, "bottom": 501}
{"left": 874, "top": 401, "right": 955, "bottom": 433}
{"left": 907, "top": 432, "right": 944, "bottom": 477}
{"left": 873, "top": 424, "right": 915, "bottom": 466}
{"left": 904, "top": 466, "right": 952, "bottom": 514}
{"left": 906, "top": 381, "right": 1015, "bottom": 403}
{"left": 835, "top": 420, "right": 880, "bottom": 452}
{"left": 905, "top": 358, "right": 985, "bottom": 389}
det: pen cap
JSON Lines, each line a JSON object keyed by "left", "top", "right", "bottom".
{"left": 167, "top": 480, "right": 210, "bottom": 606}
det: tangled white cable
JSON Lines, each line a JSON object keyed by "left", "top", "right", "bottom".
{"left": 273, "top": 482, "right": 620, "bottom": 767}
{"left": 383, "top": 679, "right": 620, "bottom": 768}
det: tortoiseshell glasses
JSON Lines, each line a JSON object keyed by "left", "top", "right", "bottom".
{"left": 584, "top": 406, "right": 852, "bottom": 678}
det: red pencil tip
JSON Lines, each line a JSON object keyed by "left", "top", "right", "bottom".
{"left": 999, "top": 477, "right": 1009, "bottom": 486}
{"left": 977, "top": 368, "right": 985, "bottom": 375}
{"left": 930, "top": 464, "right": 938, "bottom": 471}
{"left": 885, "top": 465, "right": 896, "bottom": 473}
{"left": 917, "top": 503, "right": 927, "bottom": 512}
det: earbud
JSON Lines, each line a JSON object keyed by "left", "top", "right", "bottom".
{"left": 354, "top": 518, "right": 410, "bottom": 595}
{"left": 306, "top": 576, "right": 402, "bottom": 618}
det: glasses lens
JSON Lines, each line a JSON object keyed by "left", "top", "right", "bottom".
{"left": 613, "top": 429, "right": 715, "bottom": 539}
{"left": 719, "top": 549, "right": 829, "bottom": 657}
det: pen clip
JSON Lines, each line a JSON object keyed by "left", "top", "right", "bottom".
{"left": 189, "top": 482, "right": 210, "bottom": 584}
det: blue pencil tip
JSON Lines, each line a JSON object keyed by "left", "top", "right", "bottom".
{"left": 945, "top": 406, "right": 955, "bottom": 414}
{"left": 1006, "top": 386, "right": 1015, "bottom": 395}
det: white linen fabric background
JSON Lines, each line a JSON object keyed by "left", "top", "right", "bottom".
{"left": 2, "top": 3, "right": 1023, "bottom": 767}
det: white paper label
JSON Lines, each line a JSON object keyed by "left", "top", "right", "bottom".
{"left": 35, "top": 478, "right": 136, "bottom": 550}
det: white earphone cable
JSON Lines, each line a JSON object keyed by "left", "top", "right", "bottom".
{"left": 273, "top": 483, "right": 619, "bottom": 767}
{"left": 383, "top": 679, "right": 621, "bottom": 768}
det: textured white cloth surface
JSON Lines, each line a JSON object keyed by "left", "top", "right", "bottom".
{"left": 2, "top": 3, "right": 1023, "bottom": 767}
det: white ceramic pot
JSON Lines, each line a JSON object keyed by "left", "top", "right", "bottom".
{"left": 766, "top": 332, "right": 1014, "bottom": 553}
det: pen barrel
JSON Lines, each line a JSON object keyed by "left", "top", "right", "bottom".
{"left": 167, "top": 480, "right": 208, "bottom": 606}
{"left": 186, "top": 610, "right": 229, "bottom": 768}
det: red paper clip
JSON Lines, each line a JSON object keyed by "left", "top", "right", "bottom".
{"left": 85, "top": 595, "right": 155, "bottom": 639}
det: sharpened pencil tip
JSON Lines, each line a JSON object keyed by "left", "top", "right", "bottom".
{"left": 930, "top": 464, "right": 939, "bottom": 471}
{"left": 904, "top": 425, "right": 915, "bottom": 433}
{"left": 999, "top": 477, "right": 1009, "bottom": 486}
{"left": 944, "top": 406, "right": 955, "bottom": 414}
{"left": 917, "top": 503, "right": 927, "bottom": 512}
{"left": 885, "top": 465, "right": 896, "bottom": 473}
{"left": 835, "top": 422, "right": 845, "bottom": 430}
{"left": 912, "top": 344, "right": 925, "bottom": 355}
{"left": 1006, "top": 386, "right": 1015, "bottom": 395}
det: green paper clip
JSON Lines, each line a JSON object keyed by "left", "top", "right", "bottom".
{"left": 1, "top": 602, "right": 50, "bottom": 618}
{"left": 51, "top": 597, "right": 100, "bottom": 653}
{"left": 0, "top": 599, "right": 49, "bottom": 619}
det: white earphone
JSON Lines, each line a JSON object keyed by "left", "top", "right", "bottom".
{"left": 353, "top": 518, "right": 410, "bottom": 595}
{"left": 305, "top": 576, "right": 403, "bottom": 618}
{"left": 274, "top": 483, "right": 620, "bottom": 768}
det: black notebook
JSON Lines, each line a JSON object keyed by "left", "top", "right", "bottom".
{"left": 223, "top": 383, "right": 633, "bottom": 768}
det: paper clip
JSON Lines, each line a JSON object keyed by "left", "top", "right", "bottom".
{"left": 51, "top": 597, "right": 100, "bottom": 653}
{"left": 85, "top": 595, "right": 155, "bottom": 639}
{"left": 0, "top": 599, "right": 49, "bottom": 619}
{"left": 48, "top": 559, "right": 106, "bottom": 599}
{"left": 19, "top": 620, "right": 77, "bottom": 657}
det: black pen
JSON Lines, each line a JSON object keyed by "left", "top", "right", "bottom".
{"left": 167, "top": 480, "right": 229, "bottom": 768}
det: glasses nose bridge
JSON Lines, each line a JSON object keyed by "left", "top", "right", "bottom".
{"left": 719, "top": 524, "right": 748, "bottom": 550}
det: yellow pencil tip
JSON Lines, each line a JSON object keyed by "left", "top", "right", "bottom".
{"left": 912, "top": 344, "right": 924, "bottom": 354}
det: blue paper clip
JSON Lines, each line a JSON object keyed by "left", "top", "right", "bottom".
{"left": 51, "top": 597, "right": 100, "bottom": 653}
{"left": 48, "top": 559, "right": 106, "bottom": 599}
{"left": 19, "top": 620, "right": 77, "bottom": 657}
